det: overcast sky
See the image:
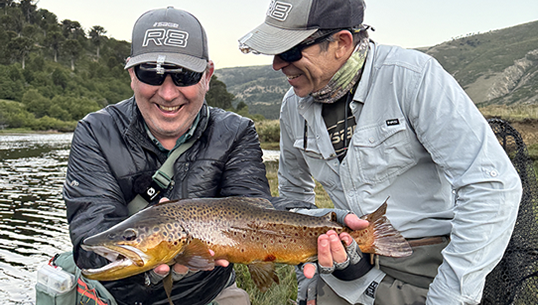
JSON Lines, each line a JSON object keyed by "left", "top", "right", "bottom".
{"left": 37, "top": 0, "right": 538, "bottom": 69}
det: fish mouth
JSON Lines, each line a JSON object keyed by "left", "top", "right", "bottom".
{"left": 81, "top": 244, "right": 150, "bottom": 275}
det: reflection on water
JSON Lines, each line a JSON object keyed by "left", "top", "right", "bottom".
{"left": 0, "top": 133, "right": 279, "bottom": 304}
{"left": 0, "top": 133, "right": 73, "bottom": 304}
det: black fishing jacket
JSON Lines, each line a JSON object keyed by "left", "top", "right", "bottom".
{"left": 63, "top": 97, "right": 286, "bottom": 305}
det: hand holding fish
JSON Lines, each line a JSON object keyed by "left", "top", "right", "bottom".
{"left": 81, "top": 197, "right": 412, "bottom": 293}
{"left": 153, "top": 249, "right": 230, "bottom": 277}
{"left": 303, "top": 213, "right": 369, "bottom": 279}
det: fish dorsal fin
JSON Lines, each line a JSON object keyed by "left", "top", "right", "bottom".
{"left": 174, "top": 239, "right": 215, "bottom": 271}
{"left": 362, "top": 199, "right": 388, "bottom": 222}
{"left": 321, "top": 211, "right": 339, "bottom": 224}
{"left": 233, "top": 196, "right": 275, "bottom": 209}
{"left": 247, "top": 263, "right": 279, "bottom": 292}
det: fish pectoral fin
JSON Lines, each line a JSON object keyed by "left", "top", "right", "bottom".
{"left": 247, "top": 263, "right": 279, "bottom": 292}
{"left": 174, "top": 239, "right": 215, "bottom": 271}
{"left": 163, "top": 272, "right": 174, "bottom": 305}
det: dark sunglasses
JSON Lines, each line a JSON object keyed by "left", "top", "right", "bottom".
{"left": 134, "top": 63, "right": 204, "bottom": 87}
{"left": 277, "top": 30, "right": 342, "bottom": 62}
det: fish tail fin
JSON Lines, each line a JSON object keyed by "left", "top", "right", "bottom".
{"left": 351, "top": 199, "right": 413, "bottom": 257}
{"left": 247, "top": 263, "right": 279, "bottom": 292}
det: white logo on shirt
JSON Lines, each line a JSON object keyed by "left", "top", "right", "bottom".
{"left": 267, "top": 0, "right": 293, "bottom": 21}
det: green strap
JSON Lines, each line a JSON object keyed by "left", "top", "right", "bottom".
{"left": 127, "top": 137, "right": 196, "bottom": 216}
{"left": 127, "top": 194, "right": 151, "bottom": 216}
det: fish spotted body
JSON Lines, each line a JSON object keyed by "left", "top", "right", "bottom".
{"left": 81, "top": 197, "right": 411, "bottom": 291}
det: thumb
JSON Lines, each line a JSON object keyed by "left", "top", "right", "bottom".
{"left": 303, "top": 263, "right": 317, "bottom": 279}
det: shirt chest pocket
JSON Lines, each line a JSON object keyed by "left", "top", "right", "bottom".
{"left": 349, "top": 118, "right": 416, "bottom": 183}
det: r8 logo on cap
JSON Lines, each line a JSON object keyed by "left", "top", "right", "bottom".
{"left": 267, "top": 0, "right": 292, "bottom": 21}
{"left": 143, "top": 29, "right": 188, "bottom": 48}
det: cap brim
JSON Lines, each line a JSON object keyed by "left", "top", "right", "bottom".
{"left": 239, "top": 23, "right": 318, "bottom": 55}
{"left": 124, "top": 53, "right": 207, "bottom": 72}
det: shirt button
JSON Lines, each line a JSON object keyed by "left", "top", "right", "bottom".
{"left": 369, "top": 137, "right": 375, "bottom": 143}
{"left": 490, "top": 170, "right": 498, "bottom": 177}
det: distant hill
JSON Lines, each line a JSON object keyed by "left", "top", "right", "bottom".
{"left": 421, "top": 20, "right": 538, "bottom": 107}
{"left": 215, "top": 65, "right": 289, "bottom": 120}
{"left": 216, "top": 20, "right": 538, "bottom": 119}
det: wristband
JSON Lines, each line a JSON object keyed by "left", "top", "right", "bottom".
{"left": 332, "top": 239, "right": 373, "bottom": 281}
{"left": 332, "top": 256, "right": 373, "bottom": 281}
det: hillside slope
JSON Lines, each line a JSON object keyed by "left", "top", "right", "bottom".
{"left": 422, "top": 20, "right": 538, "bottom": 106}
{"left": 216, "top": 20, "right": 538, "bottom": 119}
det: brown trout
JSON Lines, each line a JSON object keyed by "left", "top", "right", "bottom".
{"left": 81, "top": 197, "right": 412, "bottom": 292}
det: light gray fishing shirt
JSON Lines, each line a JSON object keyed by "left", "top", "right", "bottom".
{"left": 278, "top": 42, "right": 522, "bottom": 305}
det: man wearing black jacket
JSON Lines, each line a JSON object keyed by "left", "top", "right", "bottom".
{"left": 63, "top": 6, "right": 266, "bottom": 305}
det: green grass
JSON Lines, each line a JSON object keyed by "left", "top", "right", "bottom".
{"left": 236, "top": 160, "right": 332, "bottom": 304}
{"left": 0, "top": 128, "right": 34, "bottom": 134}
{"left": 235, "top": 264, "right": 298, "bottom": 305}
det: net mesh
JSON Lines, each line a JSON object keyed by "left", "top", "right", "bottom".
{"left": 480, "top": 118, "right": 538, "bottom": 304}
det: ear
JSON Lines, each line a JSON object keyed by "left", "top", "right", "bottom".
{"left": 128, "top": 68, "right": 136, "bottom": 90}
{"left": 201, "top": 60, "right": 215, "bottom": 91}
{"left": 333, "top": 30, "right": 355, "bottom": 59}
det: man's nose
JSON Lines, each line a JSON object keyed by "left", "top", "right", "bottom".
{"left": 272, "top": 55, "right": 289, "bottom": 71}
{"left": 158, "top": 75, "right": 181, "bottom": 101}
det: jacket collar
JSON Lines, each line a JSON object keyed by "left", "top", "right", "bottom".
{"left": 353, "top": 41, "right": 376, "bottom": 105}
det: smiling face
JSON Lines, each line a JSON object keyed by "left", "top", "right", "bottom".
{"left": 272, "top": 30, "right": 354, "bottom": 98}
{"left": 128, "top": 61, "right": 214, "bottom": 149}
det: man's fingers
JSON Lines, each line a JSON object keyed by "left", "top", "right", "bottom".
{"left": 303, "top": 263, "right": 317, "bottom": 279}
{"left": 344, "top": 214, "right": 369, "bottom": 230}
{"left": 328, "top": 231, "right": 347, "bottom": 263}
{"left": 173, "top": 264, "right": 189, "bottom": 274}
{"left": 154, "top": 264, "right": 170, "bottom": 275}
{"left": 317, "top": 234, "right": 333, "bottom": 268}
{"left": 340, "top": 232, "right": 353, "bottom": 247}
{"left": 208, "top": 249, "right": 230, "bottom": 267}
{"left": 215, "top": 259, "right": 229, "bottom": 267}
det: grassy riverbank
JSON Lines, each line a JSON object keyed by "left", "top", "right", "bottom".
{"left": 235, "top": 160, "right": 333, "bottom": 304}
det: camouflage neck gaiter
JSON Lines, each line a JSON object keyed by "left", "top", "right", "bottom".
{"left": 311, "top": 38, "right": 369, "bottom": 104}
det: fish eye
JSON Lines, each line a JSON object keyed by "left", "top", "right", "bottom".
{"left": 122, "top": 229, "right": 137, "bottom": 241}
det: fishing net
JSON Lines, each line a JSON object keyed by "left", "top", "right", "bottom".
{"left": 480, "top": 118, "right": 538, "bottom": 305}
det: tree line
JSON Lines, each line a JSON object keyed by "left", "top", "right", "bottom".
{"left": 0, "top": 0, "right": 252, "bottom": 131}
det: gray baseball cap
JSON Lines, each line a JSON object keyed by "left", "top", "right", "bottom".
{"left": 239, "top": 0, "right": 365, "bottom": 55}
{"left": 125, "top": 6, "right": 209, "bottom": 72}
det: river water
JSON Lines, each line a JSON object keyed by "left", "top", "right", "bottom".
{"left": 0, "top": 133, "right": 279, "bottom": 304}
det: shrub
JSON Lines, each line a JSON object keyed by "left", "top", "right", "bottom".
{"left": 255, "top": 120, "right": 280, "bottom": 143}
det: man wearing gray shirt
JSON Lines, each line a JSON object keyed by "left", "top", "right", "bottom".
{"left": 239, "top": 0, "right": 522, "bottom": 304}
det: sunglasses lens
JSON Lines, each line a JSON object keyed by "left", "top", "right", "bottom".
{"left": 171, "top": 70, "right": 204, "bottom": 87}
{"left": 134, "top": 65, "right": 165, "bottom": 86}
{"left": 277, "top": 30, "right": 341, "bottom": 63}
{"left": 134, "top": 65, "right": 204, "bottom": 87}
{"left": 278, "top": 47, "right": 302, "bottom": 62}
